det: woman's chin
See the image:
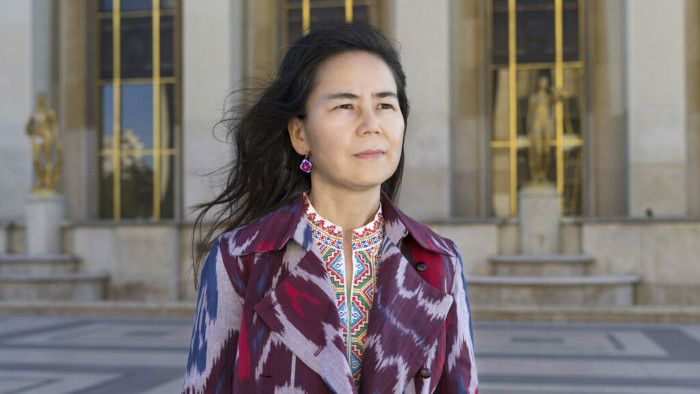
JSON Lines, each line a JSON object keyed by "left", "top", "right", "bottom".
{"left": 344, "top": 176, "right": 392, "bottom": 191}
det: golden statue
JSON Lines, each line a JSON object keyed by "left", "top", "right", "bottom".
{"left": 26, "top": 93, "right": 63, "bottom": 194}
{"left": 525, "top": 75, "right": 567, "bottom": 186}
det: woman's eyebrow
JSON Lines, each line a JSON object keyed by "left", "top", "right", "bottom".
{"left": 324, "top": 91, "right": 398, "bottom": 100}
{"left": 374, "top": 91, "right": 398, "bottom": 99}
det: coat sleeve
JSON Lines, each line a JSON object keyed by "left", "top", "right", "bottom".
{"left": 435, "top": 241, "right": 479, "bottom": 394}
{"left": 182, "top": 237, "right": 245, "bottom": 394}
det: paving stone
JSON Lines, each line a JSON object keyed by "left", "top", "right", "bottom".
{"left": 1, "top": 315, "right": 699, "bottom": 393}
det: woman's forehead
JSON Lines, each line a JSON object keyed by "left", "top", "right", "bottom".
{"left": 312, "top": 53, "right": 397, "bottom": 96}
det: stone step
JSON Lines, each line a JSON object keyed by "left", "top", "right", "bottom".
{"left": 0, "top": 302, "right": 697, "bottom": 323}
{"left": 467, "top": 275, "right": 640, "bottom": 307}
{"left": 489, "top": 254, "right": 594, "bottom": 276}
{"left": 0, "top": 273, "right": 110, "bottom": 301}
{"left": 0, "top": 254, "right": 79, "bottom": 274}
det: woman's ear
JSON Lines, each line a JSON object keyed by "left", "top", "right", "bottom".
{"left": 288, "top": 116, "right": 310, "bottom": 155}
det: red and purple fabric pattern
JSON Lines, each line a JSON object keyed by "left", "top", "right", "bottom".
{"left": 181, "top": 191, "right": 479, "bottom": 394}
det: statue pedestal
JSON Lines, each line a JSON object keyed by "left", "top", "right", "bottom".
{"left": 26, "top": 193, "right": 64, "bottom": 255}
{"left": 518, "top": 184, "right": 560, "bottom": 254}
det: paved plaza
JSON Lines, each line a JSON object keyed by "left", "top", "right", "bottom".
{"left": 0, "top": 314, "right": 699, "bottom": 393}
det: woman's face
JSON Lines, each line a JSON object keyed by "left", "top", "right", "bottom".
{"left": 288, "top": 50, "right": 405, "bottom": 194}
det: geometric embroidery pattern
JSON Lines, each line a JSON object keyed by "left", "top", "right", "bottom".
{"left": 303, "top": 193, "right": 384, "bottom": 389}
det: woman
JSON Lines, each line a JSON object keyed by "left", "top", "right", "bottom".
{"left": 182, "top": 21, "right": 478, "bottom": 394}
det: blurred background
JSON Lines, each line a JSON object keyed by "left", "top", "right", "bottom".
{"left": 1, "top": 0, "right": 699, "bottom": 393}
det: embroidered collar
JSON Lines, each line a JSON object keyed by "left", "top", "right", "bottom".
{"left": 227, "top": 190, "right": 455, "bottom": 257}
{"left": 302, "top": 192, "right": 384, "bottom": 251}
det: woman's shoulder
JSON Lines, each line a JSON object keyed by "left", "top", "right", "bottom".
{"left": 207, "top": 215, "right": 279, "bottom": 297}
{"left": 215, "top": 196, "right": 304, "bottom": 258}
{"left": 383, "top": 199, "right": 459, "bottom": 258}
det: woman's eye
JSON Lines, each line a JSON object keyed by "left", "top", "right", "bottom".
{"left": 335, "top": 103, "right": 394, "bottom": 110}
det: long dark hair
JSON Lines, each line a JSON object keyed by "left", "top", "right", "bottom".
{"left": 190, "top": 21, "right": 410, "bottom": 286}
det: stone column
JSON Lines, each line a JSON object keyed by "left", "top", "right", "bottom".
{"left": 182, "top": 0, "right": 243, "bottom": 221}
{"left": 625, "top": 0, "right": 688, "bottom": 217}
{"left": 57, "top": 0, "right": 91, "bottom": 221}
{"left": 0, "top": 0, "right": 33, "bottom": 221}
{"left": 450, "top": 0, "right": 487, "bottom": 217}
{"left": 685, "top": 0, "right": 700, "bottom": 216}
{"left": 389, "top": 0, "right": 451, "bottom": 220}
{"left": 587, "top": 0, "right": 627, "bottom": 217}
{"left": 31, "top": 0, "right": 57, "bottom": 105}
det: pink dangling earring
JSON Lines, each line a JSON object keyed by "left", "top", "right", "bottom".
{"left": 299, "top": 153, "right": 313, "bottom": 173}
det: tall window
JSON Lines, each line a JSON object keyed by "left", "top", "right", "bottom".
{"left": 282, "top": 0, "right": 377, "bottom": 46}
{"left": 97, "top": 0, "right": 179, "bottom": 220}
{"left": 489, "top": 0, "right": 585, "bottom": 217}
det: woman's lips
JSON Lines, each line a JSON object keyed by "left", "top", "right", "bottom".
{"left": 354, "top": 150, "right": 385, "bottom": 160}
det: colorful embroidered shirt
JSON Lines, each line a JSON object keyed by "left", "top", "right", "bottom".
{"left": 303, "top": 193, "right": 384, "bottom": 389}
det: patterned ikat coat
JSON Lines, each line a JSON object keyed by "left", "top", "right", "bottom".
{"left": 181, "top": 192, "right": 479, "bottom": 394}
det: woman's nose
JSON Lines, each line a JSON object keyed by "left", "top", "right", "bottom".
{"left": 359, "top": 107, "right": 381, "bottom": 134}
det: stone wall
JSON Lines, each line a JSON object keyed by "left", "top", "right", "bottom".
{"left": 582, "top": 219, "right": 700, "bottom": 305}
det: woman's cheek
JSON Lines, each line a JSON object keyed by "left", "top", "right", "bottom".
{"left": 391, "top": 117, "right": 405, "bottom": 140}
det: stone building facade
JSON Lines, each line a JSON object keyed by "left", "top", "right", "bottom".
{"left": 1, "top": 0, "right": 699, "bottom": 307}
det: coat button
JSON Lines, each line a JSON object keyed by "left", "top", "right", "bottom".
{"left": 418, "top": 367, "right": 431, "bottom": 378}
{"left": 415, "top": 262, "right": 427, "bottom": 272}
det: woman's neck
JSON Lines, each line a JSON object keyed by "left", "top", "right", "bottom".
{"left": 307, "top": 184, "right": 381, "bottom": 232}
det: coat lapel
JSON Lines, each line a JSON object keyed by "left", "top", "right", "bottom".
{"left": 253, "top": 242, "right": 355, "bottom": 394}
